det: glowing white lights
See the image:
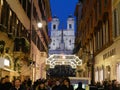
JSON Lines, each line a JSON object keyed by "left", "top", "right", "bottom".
{"left": 4, "top": 59, "right": 10, "bottom": 66}
{"left": 0, "top": 58, "right": 10, "bottom": 68}
{"left": 37, "top": 22, "right": 43, "bottom": 28}
{"left": 46, "top": 54, "right": 82, "bottom": 68}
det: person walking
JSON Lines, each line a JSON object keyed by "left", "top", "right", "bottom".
{"left": 75, "top": 82, "right": 85, "bottom": 90}
{"left": 0, "top": 77, "right": 6, "bottom": 90}
{"left": 10, "top": 79, "right": 26, "bottom": 90}
{"left": 4, "top": 75, "right": 12, "bottom": 90}
{"left": 52, "top": 80, "right": 61, "bottom": 90}
{"left": 61, "top": 77, "right": 74, "bottom": 90}
{"left": 35, "top": 80, "right": 47, "bottom": 90}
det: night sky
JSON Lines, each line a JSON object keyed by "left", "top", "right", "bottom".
{"left": 49, "top": 0, "right": 78, "bottom": 30}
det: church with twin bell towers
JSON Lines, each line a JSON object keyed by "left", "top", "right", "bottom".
{"left": 49, "top": 15, "right": 75, "bottom": 55}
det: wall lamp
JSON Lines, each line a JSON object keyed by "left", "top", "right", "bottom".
{"left": 37, "top": 22, "right": 43, "bottom": 28}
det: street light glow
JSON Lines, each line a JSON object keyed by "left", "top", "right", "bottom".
{"left": 37, "top": 22, "right": 43, "bottom": 28}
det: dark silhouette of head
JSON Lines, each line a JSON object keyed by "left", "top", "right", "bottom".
{"left": 78, "top": 82, "right": 82, "bottom": 88}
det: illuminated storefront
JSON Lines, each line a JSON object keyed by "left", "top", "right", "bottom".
{"left": 95, "top": 69, "right": 98, "bottom": 82}
{"left": 117, "top": 63, "right": 120, "bottom": 82}
{"left": 95, "top": 67, "right": 104, "bottom": 83}
{"left": 94, "top": 41, "right": 120, "bottom": 82}
{"left": 0, "top": 57, "right": 18, "bottom": 80}
{"left": 99, "top": 68, "right": 104, "bottom": 82}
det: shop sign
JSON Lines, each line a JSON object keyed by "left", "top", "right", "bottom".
{"left": 103, "top": 48, "right": 116, "bottom": 60}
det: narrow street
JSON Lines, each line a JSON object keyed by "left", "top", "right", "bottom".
{"left": 0, "top": 0, "right": 120, "bottom": 90}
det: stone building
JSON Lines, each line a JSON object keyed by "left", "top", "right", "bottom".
{"left": 0, "top": 0, "right": 51, "bottom": 82}
{"left": 74, "top": 0, "right": 114, "bottom": 83}
{"left": 111, "top": 0, "right": 120, "bottom": 83}
{"left": 49, "top": 15, "right": 75, "bottom": 55}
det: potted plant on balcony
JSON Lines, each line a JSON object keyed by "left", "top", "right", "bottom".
{"left": 23, "top": 43, "right": 30, "bottom": 53}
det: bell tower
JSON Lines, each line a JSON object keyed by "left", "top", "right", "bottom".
{"left": 67, "top": 15, "right": 74, "bottom": 30}
{"left": 51, "top": 16, "right": 59, "bottom": 30}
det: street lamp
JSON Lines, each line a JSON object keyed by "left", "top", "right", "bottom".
{"left": 30, "top": 22, "right": 43, "bottom": 81}
{"left": 30, "top": 0, "right": 43, "bottom": 81}
{"left": 37, "top": 22, "right": 43, "bottom": 28}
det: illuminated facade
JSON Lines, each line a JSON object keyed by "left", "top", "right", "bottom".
{"left": 0, "top": 0, "right": 51, "bottom": 81}
{"left": 49, "top": 16, "right": 75, "bottom": 55}
{"left": 74, "top": 0, "right": 114, "bottom": 83}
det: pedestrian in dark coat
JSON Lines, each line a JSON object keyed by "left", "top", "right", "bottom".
{"left": 76, "top": 82, "right": 85, "bottom": 90}
{"left": 3, "top": 75, "right": 12, "bottom": 90}
{"left": 52, "top": 80, "right": 61, "bottom": 90}
{"left": 36, "top": 81, "right": 47, "bottom": 90}
{"left": 0, "top": 77, "right": 6, "bottom": 90}
{"left": 61, "top": 77, "right": 74, "bottom": 90}
{"left": 10, "top": 79, "right": 26, "bottom": 90}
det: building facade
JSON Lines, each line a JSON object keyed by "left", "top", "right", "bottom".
{"left": 49, "top": 16, "right": 75, "bottom": 55}
{"left": 110, "top": 0, "right": 120, "bottom": 83}
{"left": 0, "top": 0, "right": 51, "bottom": 81}
{"left": 74, "top": 0, "right": 114, "bottom": 83}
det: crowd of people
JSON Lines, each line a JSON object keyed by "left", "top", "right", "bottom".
{"left": 0, "top": 75, "right": 32, "bottom": 90}
{"left": 0, "top": 76, "right": 80, "bottom": 90}
{"left": 0, "top": 75, "right": 120, "bottom": 90}
{"left": 94, "top": 79, "right": 120, "bottom": 90}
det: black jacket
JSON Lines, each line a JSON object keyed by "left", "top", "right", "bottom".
{"left": 10, "top": 85, "right": 26, "bottom": 90}
{"left": 61, "top": 85, "right": 74, "bottom": 90}
{"left": 52, "top": 85, "right": 61, "bottom": 90}
{"left": 3, "top": 82, "right": 12, "bottom": 90}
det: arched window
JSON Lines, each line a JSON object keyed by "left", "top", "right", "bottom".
{"left": 104, "top": 0, "right": 108, "bottom": 7}
{"left": 98, "top": 0, "right": 102, "bottom": 15}
{"left": 69, "top": 40, "right": 71, "bottom": 45}
{"left": 69, "top": 24, "right": 72, "bottom": 29}
{"left": 53, "top": 24, "right": 56, "bottom": 30}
